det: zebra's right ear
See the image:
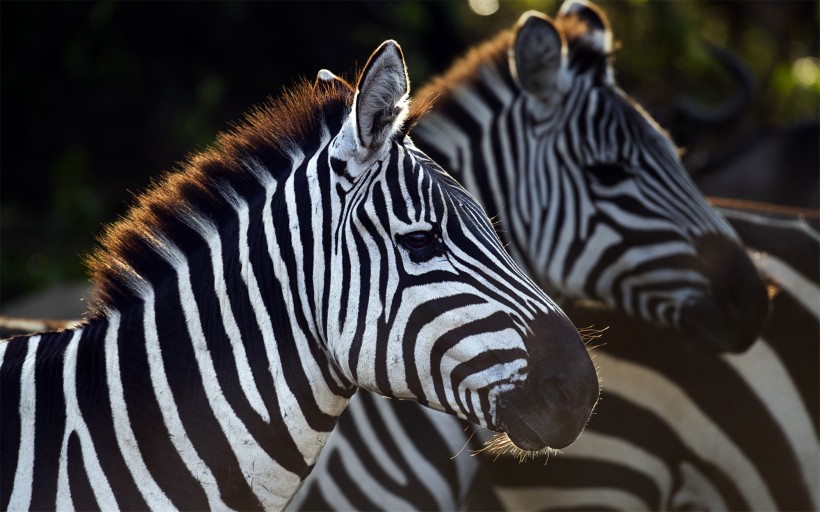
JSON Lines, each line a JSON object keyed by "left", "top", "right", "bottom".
{"left": 353, "top": 40, "right": 410, "bottom": 153}
{"left": 510, "top": 11, "right": 570, "bottom": 101}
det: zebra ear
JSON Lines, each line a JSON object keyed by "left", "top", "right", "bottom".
{"left": 511, "top": 11, "right": 570, "bottom": 100}
{"left": 354, "top": 40, "right": 410, "bottom": 152}
{"left": 557, "top": 0, "right": 613, "bottom": 55}
{"left": 314, "top": 69, "right": 354, "bottom": 93}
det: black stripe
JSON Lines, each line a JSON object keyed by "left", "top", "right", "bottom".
{"left": 119, "top": 301, "right": 209, "bottom": 509}
{"left": 487, "top": 456, "right": 661, "bottom": 510}
{"left": 153, "top": 280, "right": 262, "bottom": 511}
{"left": 67, "top": 432, "right": 100, "bottom": 512}
{"left": 402, "top": 294, "right": 486, "bottom": 406}
{"left": 29, "top": 331, "right": 70, "bottom": 511}
{"left": 76, "top": 320, "right": 147, "bottom": 510}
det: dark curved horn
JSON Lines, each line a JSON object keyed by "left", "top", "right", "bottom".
{"left": 675, "top": 42, "right": 755, "bottom": 127}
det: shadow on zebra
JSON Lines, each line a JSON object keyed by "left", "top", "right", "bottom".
{"left": 0, "top": 40, "right": 600, "bottom": 510}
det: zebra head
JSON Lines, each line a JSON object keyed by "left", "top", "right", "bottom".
{"left": 321, "top": 41, "right": 599, "bottom": 450}
{"left": 471, "top": 1, "right": 767, "bottom": 352}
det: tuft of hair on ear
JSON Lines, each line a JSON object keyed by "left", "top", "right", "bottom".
{"left": 400, "top": 91, "right": 437, "bottom": 137}
{"left": 314, "top": 69, "right": 354, "bottom": 94}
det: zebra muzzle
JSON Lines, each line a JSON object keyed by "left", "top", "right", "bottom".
{"left": 495, "top": 335, "right": 600, "bottom": 450}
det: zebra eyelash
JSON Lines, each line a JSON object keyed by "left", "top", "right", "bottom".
{"left": 396, "top": 227, "right": 445, "bottom": 263}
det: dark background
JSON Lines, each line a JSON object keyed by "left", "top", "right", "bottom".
{"left": 2, "top": 1, "right": 818, "bottom": 308}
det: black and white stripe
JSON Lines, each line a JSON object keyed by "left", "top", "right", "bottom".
{"left": 411, "top": 4, "right": 767, "bottom": 352}
{"left": 483, "top": 205, "right": 819, "bottom": 511}
{"left": 0, "top": 40, "right": 599, "bottom": 511}
{"left": 292, "top": 205, "right": 818, "bottom": 512}
{"left": 292, "top": 2, "right": 801, "bottom": 510}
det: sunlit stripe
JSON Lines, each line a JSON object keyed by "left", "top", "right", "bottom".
{"left": 56, "top": 329, "right": 117, "bottom": 510}
{"left": 7, "top": 336, "right": 40, "bottom": 511}
{"left": 182, "top": 207, "right": 270, "bottom": 422}
{"left": 161, "top": 236, "right": 299, "bottom": 509}
{"left": 141, "top": 288, "right": 227, "bottom": 509}
{"left": 104, "top": 311, "right": 174, "bottom": 509}
{"left": 258, "top": 159, "right": 342, "bottom": 456}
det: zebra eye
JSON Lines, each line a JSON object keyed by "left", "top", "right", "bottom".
{"left": 402, "top": 231, "right": 435, "bottom": 250}
{"left": 586, "top": 163, "right": 627, "bottom": 186}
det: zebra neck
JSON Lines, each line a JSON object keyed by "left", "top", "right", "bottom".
{"left": 0, "top": 266, "right": 351, "bottom": 511}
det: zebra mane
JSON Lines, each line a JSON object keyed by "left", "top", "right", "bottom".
{"left": 84, "top": 78, "right": 355, "bottom": 319}
{"left": 415, "top": 29, "right": 515, "bottom": 105}
{"left": 415, "top": 12, "right": 617, "bottom": 107}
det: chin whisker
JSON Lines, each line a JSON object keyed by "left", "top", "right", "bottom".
{"left": 472, "top": 432, "right": 561, "bottom": 464}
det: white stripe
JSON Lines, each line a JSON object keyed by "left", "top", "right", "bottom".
{"left": 184, "top": 208, "right": 270, "bottom": 422}
{"left": 171, "top": 249, "right": 299, "bottom": 509}
{"left": 753, "top": 251, "right": 820, "bottom": 320}
{"left": 374, "top": 396, "right": 460, "bottom": 510}
{"left": 723, "top": 339, "right": 820, "bottom": 510}
{"left": 259, "top": 184, "right": 329, "bottom": 449}
{"left": 56, "top": 329, "right": 118, "bottom": 511}
{"left": 720, "top": 208, "right": 820, "bottom": 242}
{"left": 557, "top": 430, "right": 673, "bottom": 503}
{"left": 348, "top": 395, "right": 407, "bottom": 486}
{"left": 311, "top": 424, "right": 416, "bottom": 511}
{"left": 7, "top": 336, "right": 40, "bottom": 511}
{"left": 670, "top": 461, "right": 729, "bottom": 510}
{"left": 104, "top": 310, "right": 175, "bottom": 510}
{"left": 596, "top": 351, "right": 778, "bottom": 510}
{"left": 141, "top": 288, "right": 228, "bottom": 509}
{"left": 415, "top": 404, "right": 482, "bottom": 507}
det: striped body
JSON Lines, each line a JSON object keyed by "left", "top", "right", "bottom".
{"left": 291, "top": 205, "right": 819, "bottom": 511}
{"left": 0, "top": 42, "right": 598, "bottom": 510}
{"left": 292, "top": 2, "right": 792, "bottom": 510}
{"left": 484, "top": 205, "right": 819, "bottom": 511}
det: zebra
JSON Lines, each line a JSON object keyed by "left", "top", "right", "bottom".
{"left": 290, "top": 207, "right": 818, "bottom": 512}
{"left": 290, "top": 1, "right": 777, "bottom": 510}
{"left": 480, "top": 203, "right": 820, "bottom": 511}
{"left": 0, "top": 40, "right": 600, "bottom": 511}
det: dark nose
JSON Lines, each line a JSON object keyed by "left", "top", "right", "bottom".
{"left": 496, "top": 315, "right": 600, "bottom": 450}
{"left": 682, "top": 234, "right": 770, "bottom": 353}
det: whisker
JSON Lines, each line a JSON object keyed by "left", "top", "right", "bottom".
{"left": 451, "top": 428, "right": 478, "bottom": 460}
{"left": 474, "top": 432, "right": 562, "bottom": 464}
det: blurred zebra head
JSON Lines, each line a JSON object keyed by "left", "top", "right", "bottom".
{"left": 413, "top": 0, "right": 768, "bottom": 353}
{"left": 321, "top": 42, "right": 599, "bottom": 450}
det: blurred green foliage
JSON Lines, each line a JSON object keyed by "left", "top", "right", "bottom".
{"left": 1, "top": 1, "right": 817, "bottom": 305}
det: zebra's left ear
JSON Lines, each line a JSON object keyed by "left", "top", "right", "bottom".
{"left": 511, "top": 12, "right": 570, "bottom": 101}
{"left": 557, "top": 0, "right": 613, "bottom": 55}
{"left": 354, "top": 40, "right": 411, "bottom": 153}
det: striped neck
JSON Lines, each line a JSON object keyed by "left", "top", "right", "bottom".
{"left": 1, "top": 85, "right": 360, "bottom": 511}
